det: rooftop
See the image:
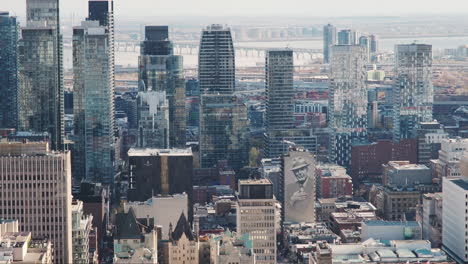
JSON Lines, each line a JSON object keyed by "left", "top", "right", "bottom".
{"left": 363, "top": 220, "right": 420, "bottom": 227}
{"left": 451, "top": 178, "right": 468, "bottom": 190}
{"left": 239, "top": 178, "right": 272, "bottom": 185}
{"left": 128, "top": 148, "right": 192, "bottom": 157}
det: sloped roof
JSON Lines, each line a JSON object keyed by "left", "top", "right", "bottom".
{"left": 115, "top": 207, "right": 143, "bottom": 240}
{"left": 171, "top": 212, "right": 195, "bottom": 241}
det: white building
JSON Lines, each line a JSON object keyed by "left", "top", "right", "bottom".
{"left": 123, "top": 194, "right": 188, "bottom": 239}
{"left": 72, "top": 200, "right": 94, "bottom": 264}
{"left": 237, "top": 179, "right": 277, "bottom": 264}
{"left": 361, "top": 221, "right": 422, "bottom": 241}
{"left": 442, "top": 154, "right": 468, "bottom": 263}
{"left": 437, "top": 137, "right": 468, "bottom": 178}
{"left": 0, "top": 219, "right": 53, "bottom": 264}
{"left": 0, "top": 141, "right": 72, "bottom": 264}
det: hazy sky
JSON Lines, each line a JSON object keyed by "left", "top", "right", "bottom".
{"left": 3, "top": 0, "right": 467, "bottom": 18}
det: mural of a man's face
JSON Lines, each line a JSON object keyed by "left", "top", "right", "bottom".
{"left": 293, "top": 166, "right": 309, "bottom": 183}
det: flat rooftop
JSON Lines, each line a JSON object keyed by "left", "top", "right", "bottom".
{"left": 363, "top": 220, "right": 420, "bottom": 227}
{"left": 239, "top": 179, "right": 272, "bottom": 185}
{"left": 451, "top": 178, "right": 468, "bottom": 190}
{"left": 128, "top": 148, "right": 193, "bottom": 156}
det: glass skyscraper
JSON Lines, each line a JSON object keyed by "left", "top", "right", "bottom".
{"left": 263, "top": 50, "right": 317, "bottom": 158}
{"left": 199, "top": 24, "right": 249, "bottom": 169}
{"left": 329, "top": 45, "right": 368, "bottom": 167}
{"left": 0, "top": 12, "right": 18, "bottom": 129}
{"left": 337, "top": 29, "right": 358, "bottom": 45}
{"left": 18, "top": 0, "right": 64, "bottom": 150}
{"left": 393, "top": 43, "right": 433, "bottom": 141}
{"left": 138, "top": 26, "right": 186, "bottom": 148}
{"left": 72, "top": 1, "right": 115, "bottom": 184}
{"left": 323, "top": 24, "right": 336, "bottom": 64}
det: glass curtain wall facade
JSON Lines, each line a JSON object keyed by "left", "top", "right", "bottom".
{"left": 19, "top": 0, "right": 64, "bottom": 150}
{"left": 0, "top": 12, "right": 18, "bottom": 129}
{"left": 323, "top": 24, "right": 336, "bottom": 64}
{"left": 73, "top": 21, "right": 115, "bottom": 184}
{"left": 138, "top": 26, "right": 186, "bottom": 147}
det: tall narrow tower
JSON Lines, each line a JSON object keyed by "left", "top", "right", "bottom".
{"left": 323, "top": 24, "right": 336, "bottom": 64}
{"left": 138, "top": 26, "right": 186, "bottom": 148}
{"left": 73, "top": 0, "right": 115, "bottom": 184}
{"left": 393, "top": 43, "right": 433, "bottom": 141}
{"left": 198, "top": 24, "right": 248, "bottom": 169}
{"left": 0, "top": 12, "right": 19, "bottom": 129}
{"left": 329, "top": 45, "right": 368, "bottom": 167}
{"left": 19, "top": 0, "right": 64, "bottom": 150}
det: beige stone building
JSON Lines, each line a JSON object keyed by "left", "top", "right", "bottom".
{"left": 167, "top": 213, "right": 199, "bottom": 264}
{"left": 0, "top": 141, "right": 72, "bottom": 263}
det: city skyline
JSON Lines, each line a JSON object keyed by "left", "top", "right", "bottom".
{"left": 3, "top": 0, "right": 468, "bottom": 18}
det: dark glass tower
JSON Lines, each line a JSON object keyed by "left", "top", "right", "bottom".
{"left": 0, "top": 12, "right": 18, "bottom": 129}
{"left": 19, "top": 0, "right": 64, "bottom": 151}
{"left": 138, "top": 26, "right": 186, "bottom": 148}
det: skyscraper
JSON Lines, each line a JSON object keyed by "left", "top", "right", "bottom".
{"left": 18, "top": 0, "right": 64, "bottom": 150}
{"left": 337, "top": 29, "right": 358, "bottom": 45}
{"left": 263, "top": 50, "right": 318, "bottom": 158}
{"left": 73, "top": 19, "right": 115, "bottom": 184}
{"left": 198, "top": 24, "right": 249, "bottom": 169}
{"left": 137, "top": 91, "right": 170, "bottom": 148}
{"left": 138, "top": 26, "right": 186, "bottom": 147}
{"left": 0, "top": 141, "right": 72, "bottom": 264}
{"left": 369, "top": 34, "right": 378, "bottom": 53}
{"left": 323, "top": 24, "right": 336, "bottom": 64}
{"left": 0, "top": 12, "right": 18, "bottom": 129}
{"left": 393, "top": 43, "right": 433, "bottom": 141}
{"left": 329, "top": 45, "right": 368, "bottom": 167}
{"left": 359, "top": 35, "right": 370, "bottom": 60}
{"left": 198, "top": 24, "right": 235, "bottom": 95}
{"left": 236, "top": 179, "right": 277, "bottom": 264}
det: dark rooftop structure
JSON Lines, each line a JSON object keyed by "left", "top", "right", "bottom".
{"left": 170, "top": 212, "right": 195, "bottom": 241}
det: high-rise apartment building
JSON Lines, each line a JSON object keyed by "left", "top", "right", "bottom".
{"left": 138, "top": 26, "right": 186, "bottom": 147}
{"left": 263, "top": 50, "right": 317, "bottom": 158}
{"left": 323, "top": 24, "right": 336, "bottom": 64}
{"left": 72, "top": 200, "right": 94, "bottom": 264}
{"left": 0, "top": 141, "right": 72, "bottom": 264}
{"left": 393, "top": 44, "right": 433, "bottom": 141}
{"left": 199, "top": 24, "right": 235, "bottom": 95}
{"left": 18, "top": 0, "right": 64, "bottom": 150}
{"left": 237, "top": 179, "right": 277, "bottom": 264}
{"left": 199, "top": 24, "right": 249, "bottom": 169}
{"left": 0, "top": 12, "right": 19, "bottom": 129}
{"left": 73, "top": 20, "right": 115, "bottom": 184}
{"left": 369, "top": 34, "right": 378, "bottom": 53}
{"left": 337, "top": 29, "right": 357, "bottom": 45}
{"left": 329, "top": 45, "right": 368, "bottom": 167}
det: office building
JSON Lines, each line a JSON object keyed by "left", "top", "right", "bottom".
{"left": 393, "top": 44, "right": 433, "bottom": 141}
{"left": 73, "top": 20, "right": 115, "bottom": 183}
{"left": 18, "top": 0, "right": 64, "bottom": 150}
{"left": 382, "top": 161, "right": 432, "bottom": 187}
{"left": 127, "top": 148, "right": 194, "bottom": 221}
{"left": 383, "top": 186, "right": 420, "bottom": 221}
{"left": 264, "top": 50, "right": 317, "bottom": 158}
{"left": 435, "top": 137, "right": 468, "bottom": 178}
{"left": 0, "top": 141, "right": 72, "bottom": 263}
{"left": 329, "top": 45, "right": 368, "bottom": 167}
{"left": 0, "top": 12, "right": 18, "bottom": 129}
{"left": 199, "top": 94, "right": 249, "bottom": 170}
{"left": 123, "top": 194, "right": 188, "bottom": 239}
{"left": 72, "top": 200, "right": 94, "bottom": 264}
{"left": 416, "top": 121, "right": 447, "bottom": 165}
{"left": 442, "top": 155, "right": 468, "bottom": 263}
{"left": 323, "top": 24, "right": 336, "bottom": 63}
{"left": 136, "top": 91, "right": 170, "bottom": 148}
{"left": 337, "top": 29, "right": 357, "bottom": 45}
{"left": 139, "top": 26, "right": 186, "bottom": 147}
{"left": 369, "top": 34, "right": 378, "bottom": 53}
{"left": 237, "top": 179, "right": 277, "bottom": 264}
{"left": 198, "top": 24, "right": 235, "bottom": 95}
{"left": 198, "top": 25, "right": 248, "bottom": 169}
